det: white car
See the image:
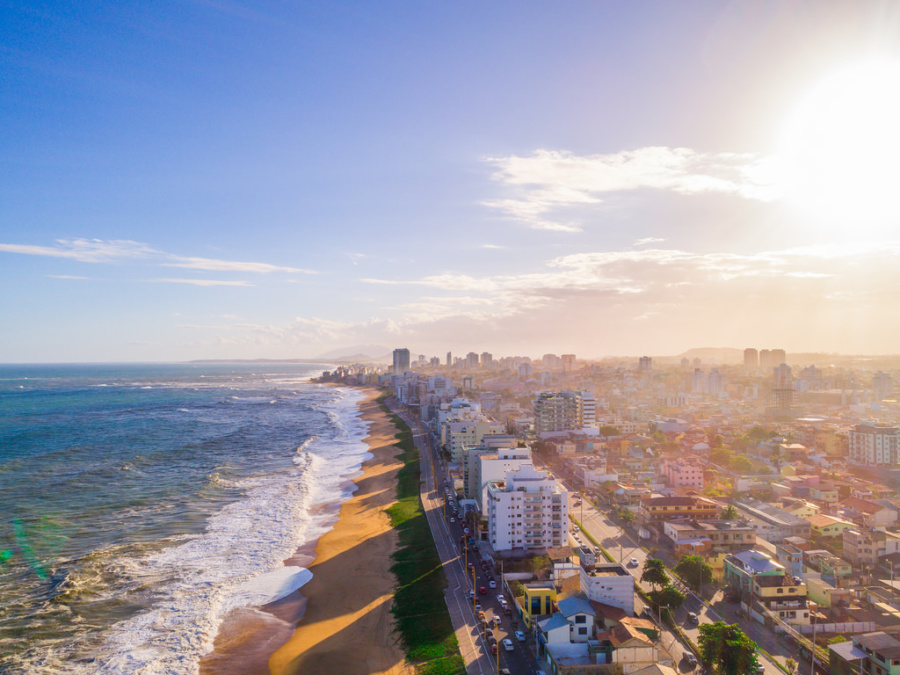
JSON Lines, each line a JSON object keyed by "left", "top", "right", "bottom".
{"left": 502, "top": 638, "right": 514, "bottom": 651}
{"left": 629, "top": 557, "right": 639, "bottom": 567}
{"left": 515, "top": 630, "right": 526, "bottom": 641}
{"left": 489, "top": 579, "right": 497, "bottom": 588}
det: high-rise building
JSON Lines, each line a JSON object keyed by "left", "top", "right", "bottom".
{"left": 481, "top": 352, "right": 493, "bottom": 369}
{"left": 561, "top": 354, "right": 576, "bottom": 372}
{"left": 759, "top": 349, "right": 772, "bottom": 369}
{"left": 744, "top": 348, "right": 759, "bottom": 369}
{"left": 392, "top": 348, "right": 410, "bottom": 376}
{"left": 638, "top": 356, "right": 652, "bottom": 372}
{"left": 446, "top": 351, "right": 452, "bottom": 367}
{"left": 708, "top": 368, "right": 725, "bottom": 397}
{"left": 533, "top": 391, "right": 596, "bottom": 435}
{"left": 486, "top": 464, "right": 568, "bottom": 552}
{"left": 849, "top": 422, "right": 900, "bottom": 466}
{"left": 773, "top": 363, "right": 793, "bottom": 416}
{"left": 466, "top": 352, "right": 479, "bottom": 369}
{"left": 873, "top": 372, "right": 894, "bottom": 402}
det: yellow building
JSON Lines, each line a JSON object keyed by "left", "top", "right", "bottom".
{"left": 521, "top": 582, "right": 556, "bottom": 628}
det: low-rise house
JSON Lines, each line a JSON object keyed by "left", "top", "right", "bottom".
{"left": 829, "top": 632, "right": 900, "bottom": 675}
{"left": 521, "top": 581, "right": 556, "bottom": 628}
{"left": 663, "top": 519, "right": 756, "bottom": 553}
{"left": 840, "top": 496, "right": 899, "bottom": 529}
{"left": 724, "top": 549, "right": 810, "bottom": 625}
{"left": 594, "top": 623, "right": 659, "bottom": 665}
{"left": 557, "top": 596, "right": 597, "bottom": 643}
{"left": 807, "top": 514, "right": 857, "bottom": 539}
{"left": 732, "top": 499, "right": 812, "bottom": 543}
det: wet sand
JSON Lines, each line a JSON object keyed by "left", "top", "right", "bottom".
{"left": 200, "top": 388, "right": 411, "bottom": 675}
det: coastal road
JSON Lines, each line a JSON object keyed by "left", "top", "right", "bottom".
{"left": 387, "top": 400, "right": 498, "bottom": 675}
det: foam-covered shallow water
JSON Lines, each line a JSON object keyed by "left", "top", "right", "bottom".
{"left": 0, "top": 363, "right": 370, "bottom": 674}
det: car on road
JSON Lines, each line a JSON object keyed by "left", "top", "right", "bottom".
{"left": 467, "top": 589, "right": 474, "bottom": 599}
{"left": 502, "top": 638, "right": 514, "bottom": 651}
{"left": 450, "top": 517, "right": 455, "bottom": 523}
{"left": 490, "top": 642, "right": 497, "bottom": 655}
{"left": 684, "top": 653, "right": 697, "bottom": 667}
{"left": 754, "top": 665, "right": 765, "bottom": 674}
{"left": 479, "top": 586, "right": 487, "bottom": 595}
{"left": 515, "top": 630, "right": 526, "bottom": 641}
{"left": 572, "top": 525, "right": 580, "bottom": 532}
{"left": 488, "top": 579, "right": 496, "bottom": 588}
{"left": 629, "top": 557, "right": 639, "bottom": 567}
{"left": 463, "top": 528, "right": 470, "bottom": 535}
{"left": 475, "top": 603, "right": 482, "bottom": 612}
{"left": 688, "top": 612, "right": 699, "bottom": 624}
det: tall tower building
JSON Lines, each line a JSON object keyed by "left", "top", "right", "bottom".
{"left": 446, "top": 351, "right": 452, "bottom": 367}
{"left": 392, "top": 348, "right": 410, "bottom": 376}
{"left": 481, "top": 352, "right": 493, "bottom": 369}
{"left": 873, "top": 372, "right": 894, "bottom": 402}
{"left": 743, "top": 348, "right": 759, "bottom": 369}
{"left": 759, "top": 349, "right": 772, "bottom": 369}
{"left": 466, "top": 352, "right": 479, "bottom": 369}
{"left": 773, "top": 363, "right": 794, "bottom": 416}
{"left": 561, "top": 354, "right": 576, "bottom": 372}
{"left": 638, "top": 356, "right": 652, "bottom": 372}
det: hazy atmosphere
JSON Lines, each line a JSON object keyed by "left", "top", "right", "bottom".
{"left": 3, "top": 1, "right": 900, "bottom": 362}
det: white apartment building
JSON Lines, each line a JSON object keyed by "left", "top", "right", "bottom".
{"left": 579, "top": 563, "right": 636, "bottom": 616}
{"left": 660, "top": 458, "right": 704, "bottom": 489}
{"left": 849, "top": 422, "right": 900, "bottom": 466}
{"left": 475, "top": 447, "right": 533, "bottom": 513}
{"left": 486, "top": 465, "right": 568, "bottom": 553}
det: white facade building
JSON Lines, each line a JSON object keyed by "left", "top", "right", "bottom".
{"left": 476, "top": 447, "right": 533, "bottom": 513}
{"left": 579, "top": 563, "right": 636, "bottom": 615}
{"left": 486, "top": 465, "right": 568, "bottom": 553}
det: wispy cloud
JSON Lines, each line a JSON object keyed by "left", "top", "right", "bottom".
{"left": 483, "top": 147, "right": 779, "bottom": 230}
{"left": 634, "top": 237, "right": 666, "bottom": 246}
{"left": 150, "top": 278, "right": 253, "bottom": 287}
{"left": 165, "top": 256, "right": 315, "bottom": 274}
{"left": 48, "top": 274, "right": 92, "bottom": 280}
{"left": 0, "top": 239, "right": 157, "bottom": 262}
{"left": 482, "top": 244, "right": 504, "bottom": 249}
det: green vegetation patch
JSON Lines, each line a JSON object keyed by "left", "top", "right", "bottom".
{"left": 383, "top": 402, "right": 465, "bottom": 675}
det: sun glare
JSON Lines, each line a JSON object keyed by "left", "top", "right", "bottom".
{"left": 778, "top": 60, "right": 900, "bottom": 230}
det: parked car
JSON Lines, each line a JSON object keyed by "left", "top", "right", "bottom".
{"left": 502, "top": 638, "right": 514, "bottom": 651}
{"left": 484, "top": 628, "right": 494, "bottom": 639}
{"left": 629, "top": 557, "right": 639, "bottom": 567}
{"left": 684, "top": 653, "right": 697, "bottom": 667}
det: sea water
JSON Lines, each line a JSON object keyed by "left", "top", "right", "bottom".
{"left": 0, "top": 363, "right": 370, "bottom": 674}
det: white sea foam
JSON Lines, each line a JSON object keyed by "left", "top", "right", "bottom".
{"left": 62, "top": 386, "right": 371, "bottom": 675}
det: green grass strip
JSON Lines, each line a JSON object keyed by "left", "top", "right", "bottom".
{"left": 382, "top": 397, "right": 466, "bottom": 675}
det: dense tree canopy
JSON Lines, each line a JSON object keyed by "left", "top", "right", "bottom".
{"left": 641, "top": 558, "right": 670, "bottom": 589}
{"left": 675, "top": 555, "right": 714, "bottom": 591}
{"left": 698, "top": 622, "right": 759, "bottom": 675}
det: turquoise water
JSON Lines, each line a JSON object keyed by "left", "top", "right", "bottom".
{"left": 0, "top": 363, "right": 368, "bottom": 674}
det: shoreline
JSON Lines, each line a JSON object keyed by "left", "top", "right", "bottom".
{"left": 199, "top": 387, "right": 411, "bottom": 675}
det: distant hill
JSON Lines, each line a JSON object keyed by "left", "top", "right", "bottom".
{"left": 315, "top": 345, "right": 392, "bottom": 363}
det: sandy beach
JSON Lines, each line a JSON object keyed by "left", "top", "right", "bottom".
{"left": 201, "top": 387, "right": 411, "bottom": 675}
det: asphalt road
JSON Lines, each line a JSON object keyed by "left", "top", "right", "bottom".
{"left": 390, "top": 400, "right": 542, "bottom": 675}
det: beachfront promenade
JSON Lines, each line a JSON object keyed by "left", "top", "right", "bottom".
{"left": 388, "top": 400, "right": 496, "bottom": 675}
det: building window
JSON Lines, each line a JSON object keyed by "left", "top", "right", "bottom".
{"left": 575, "top": 615, "right": 586, "bottom": 624}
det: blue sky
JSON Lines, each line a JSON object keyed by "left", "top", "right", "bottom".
{"left": 3, "top": 1, "right": 900, "bottom": 362}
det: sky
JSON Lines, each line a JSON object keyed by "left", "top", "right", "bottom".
{"left": 3, "top": 0, "right": 900, "bottom": 363}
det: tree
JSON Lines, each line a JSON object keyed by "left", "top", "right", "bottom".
{"left": 697, "top": 622, "right": 759, "bottom": 675}
{"left": 641, "top": 558, "right": 670, "bottom": 589}
{"left": 617, "top": 509, "right": 635, "bottom": 525}
{"left": 674, "top": 555, "right": 714, "bottom": 591}
{"left": 648, "top": 586, "right": 685, "bottom": 613}
{"left": 785, "top": 657, "right": 797, "bottom": 675}
{"left": 721, "top": 504, "right": 738, "bottom": 520}
{"left": 598, "top": 425, "right": 620, "bottom": 437}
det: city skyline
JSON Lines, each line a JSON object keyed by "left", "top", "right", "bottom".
{"left": 3, "top": 2, "right": 900, "bottom": 362}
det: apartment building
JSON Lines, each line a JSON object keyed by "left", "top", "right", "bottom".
{"left": 843, "top": 528, "right": 900, "bottom": 567}
{"left": 663, "top": 519, "right": 756, "bottom": 553}
{"left": 486, "top": 464, "right": 568, "bottom": 553}
{"left": 660, "top": 458, "right": 704, "bottom": 489}
{"left": 639, "top": 495, "right": 718, "bottom": 526}
{"left": 849, "top": 422, "right": 900, "bottom": 467}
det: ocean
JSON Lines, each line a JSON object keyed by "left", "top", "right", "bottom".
{"left": 0, "top": 363, "right": 369, "bottom": 674}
